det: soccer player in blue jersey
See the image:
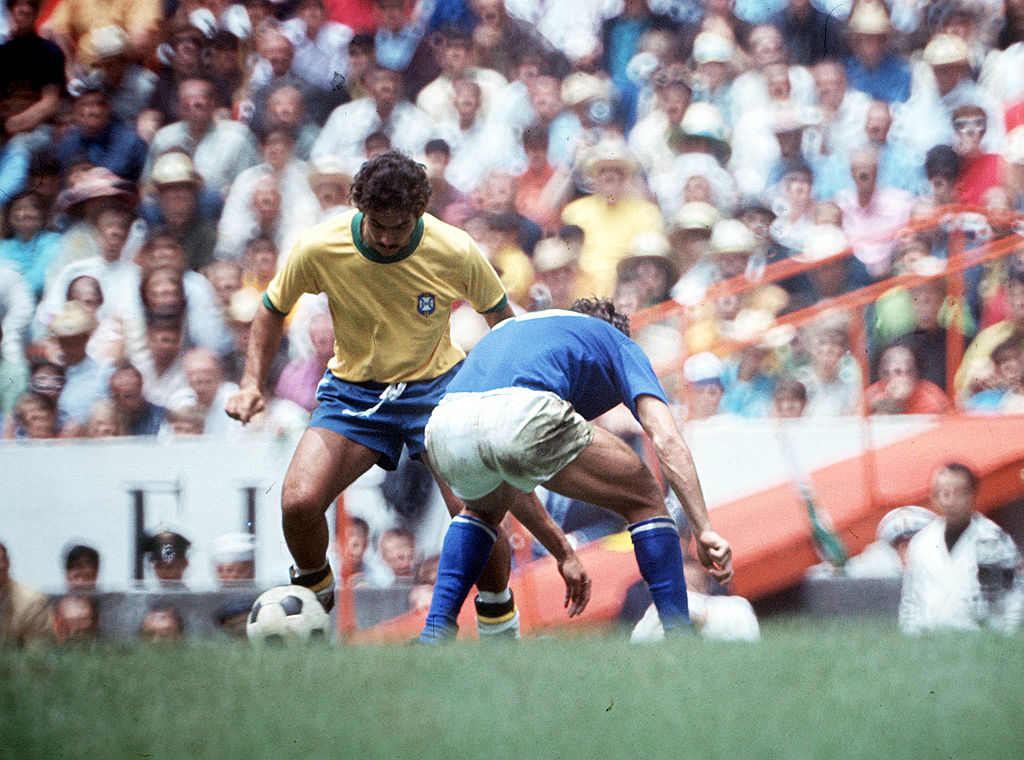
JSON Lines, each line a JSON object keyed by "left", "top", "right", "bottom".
{"left": 226, "top": 151, "right": 589, "bottom": 636}
{"left": 420, "top": 297, "right": 734, "bottom": 642}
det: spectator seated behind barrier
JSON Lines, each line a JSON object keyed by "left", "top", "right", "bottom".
{"left": 53, "top": 75, "right": 148, "bottom": 183}
{"left": 680, "top": 352, "right": 725, "bottom": 422}
{"left": 107, "top": 361, "right": 166, "bottom": 435}
{"left": 955, "top": 265, "right": 1024, "bottom": 403}
{"left": 771, "top": 376, "right": 807, "bottom": 418}
{"left": 275, "top": 311, "right": 333, "bottom": 413}
{"left": 865, "top": 344, "right": 951, "bottom": 415}
{"left": 790, "top": 312, "right": 863, "bottom": 417}
{"left": 63, "top": 543, "right": 100, "bottom": 591}
{"left": 48, "top": 299, "right": 114, "bottom": 434}
{"left": 560, "top": 139, "right": 664, "bottom": 300}
{"left": 714, "top": 309, "right": 793, "bottom": 417}
{"left": 0, "top": 539, "right": 54, "bottom": 646}
{"left": 143, "top": 75, "right": 260, "bottom": 197}
{"left": 211, "top": 532, "right": 256, "bottom": 589}
{"left": 167, "top": 347, "right": 243, "bottom": 437}
{"left": 53, "top": 593, "right": 99, "bottom": 644}
{"left": 142, "top": 529, "right": 191, "bottom": 589}
{"left": 871, "top": 248, "right": 973, "bottom": 392}
{"left": 140, "top": 603, "right": 186, "bottom": 642}
{"left": 964, "top": 332, "right": 1024, "bottom": 413}
{"left": 376, "top": 527, "right": 419, "bottom": 586}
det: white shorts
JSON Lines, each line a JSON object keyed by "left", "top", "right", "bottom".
{"left": 425, "top": 388, "right": 595, "bottom": 502}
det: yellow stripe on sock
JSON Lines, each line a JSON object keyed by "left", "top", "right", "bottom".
{"left": 308, "top": 572, "right": 334, "bottom": 593}
{"left": 476, "top": 607, "right": 518, "bottom": 625}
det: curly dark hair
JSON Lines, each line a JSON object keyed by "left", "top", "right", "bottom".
{"left": 569, "top": 297, "right": 630, "bottom": 337}
{"left": 349, "top": 150, "right": 431, "bottom": 217}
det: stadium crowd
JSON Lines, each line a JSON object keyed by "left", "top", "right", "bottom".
{"left": 2, "top": 0, "right": 1024, "bottom": 641}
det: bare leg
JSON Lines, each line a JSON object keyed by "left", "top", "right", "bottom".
{"left": 543, "top": 426, "right": 665, "bottom": 522}
{"left": 424, "top": 454, "right": 512, "bottom": 594}
{"left": 543, "top": 426, "right": 691, "bottom": 632}
{"left": 281, "top": 426, "right": 381, "bottom": 569}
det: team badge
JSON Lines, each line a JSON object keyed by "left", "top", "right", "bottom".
{"left": 417, "top": 293, "right": 436, "bottom": 316}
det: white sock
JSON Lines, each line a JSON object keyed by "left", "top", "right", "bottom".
{"left": 476, "top": 588, "right": 512, "bottom": 605}
{"left": 296, "top": 562, "right": 329, "bottom": 577}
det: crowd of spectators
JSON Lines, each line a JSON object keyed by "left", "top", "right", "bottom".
{"left": 0, "top": 0, "right": 1019, "bottom": 440}
{"left": 1, "top": 0, "right": 1023, "bottom": 442}
{"left": 2, "top": 0, "right": 1024, "bottom": 641}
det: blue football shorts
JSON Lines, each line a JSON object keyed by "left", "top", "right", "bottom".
{"left": 308, "top": 364, "right": 462, "bottom": 471}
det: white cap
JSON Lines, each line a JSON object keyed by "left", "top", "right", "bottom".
{"left": 692, "top": 32, "right": 734, "bottom": 64}
{"left": 683, "top": 352, "right": 723, "bottom": 384}
{"left": 211, "top": 532, "right": 256, "bottom": 564}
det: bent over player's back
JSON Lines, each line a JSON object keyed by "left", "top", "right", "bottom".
{"left": 445, "top": 309, "right": 667, "bottom": 421}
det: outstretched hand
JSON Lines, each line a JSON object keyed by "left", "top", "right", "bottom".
{"left": 557, "top": 554, "right": 591, "bottom": 617}
{"left": 695, "top": 530, "right": 734, "bottom": 585}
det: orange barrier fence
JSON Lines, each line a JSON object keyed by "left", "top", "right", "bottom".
{"left": 633, "top": 204, "right": 1024, "bottom": 403}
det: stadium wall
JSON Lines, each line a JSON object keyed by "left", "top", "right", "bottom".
{"left": 2, "top": 417, "right": 934, "bottom": 593}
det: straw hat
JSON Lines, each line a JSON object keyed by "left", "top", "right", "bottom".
{"left": 677, "top": 102, "right": 731, "bottom": 164}
{"left": 847, "top": 1, "right": 892, "bottom": 34}
{"left": 709, "top": 218, "right": 756, "bottom": 255}
{"left": 561, "top": 72, "right": 609, "bottom": 107}
{"left": 617, "top": 231, "right": 679, "bottom": 283}
{"left": 49, "top": 300, "right": 99, "bottom": 338}
{"left": 923, "top": 33, "right": 970, "bottom": 66}
{"left": 585, "top": 139, "right": 638, "bottom": 178}
{"left": 672, "top": 201, "right": 719, "bottom": 234}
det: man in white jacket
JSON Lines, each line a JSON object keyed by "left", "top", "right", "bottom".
{"left": 899, "top": 462, "right": 1022, "bottom": 635}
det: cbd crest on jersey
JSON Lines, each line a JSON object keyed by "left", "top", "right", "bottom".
{"left": 417, "top": 293, "right": 436, "bottom": 316}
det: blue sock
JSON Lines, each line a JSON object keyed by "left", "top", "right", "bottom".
{"left": 629, "top": 517, "right": 691, "bottom": 633}
{"left": 420, "top": 514, "right": 498, "bottom": 643}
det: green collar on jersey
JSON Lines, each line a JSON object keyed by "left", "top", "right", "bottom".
{"left": 351, "top": 212, "right": 424, "bottom": 263}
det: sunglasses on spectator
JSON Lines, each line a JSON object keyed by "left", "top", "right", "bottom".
{"left": 31, "top": 374, "right": 65, "bottom": 393}
{"left": 952, "top": 116, "right": 986, "bottom": 134}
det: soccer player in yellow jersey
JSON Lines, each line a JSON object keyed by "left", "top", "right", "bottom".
{"left": 226, "top": 152, "right": 589, "bottom": 636}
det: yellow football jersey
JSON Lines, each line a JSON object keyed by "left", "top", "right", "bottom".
{"left": 265, "top": 210, "right": 507, "bottom": 383}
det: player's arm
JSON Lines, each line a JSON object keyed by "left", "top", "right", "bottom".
{"left": 635, "top": 394, "right": 733, "bottom": 584}
{"left": 508, "top": 491, "right": 591, "bottom": 616}
{"left": 225, "top": 300, "right": 286, "bottom": 423}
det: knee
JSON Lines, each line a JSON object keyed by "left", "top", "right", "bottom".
{"left": 281, "top": 482, "right": 328, "bottom": 524}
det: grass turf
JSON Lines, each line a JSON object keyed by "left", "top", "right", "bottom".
{"left": 2, "top": 619, "right": 1022, "bottom": 760}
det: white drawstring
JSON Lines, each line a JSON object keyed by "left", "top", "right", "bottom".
{"left": 341, "top": 382, "right": 407, "bottom": 418}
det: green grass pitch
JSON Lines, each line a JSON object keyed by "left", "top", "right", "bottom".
{"left": 2, "top": 619, "right": 1022, "bottom": 760}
